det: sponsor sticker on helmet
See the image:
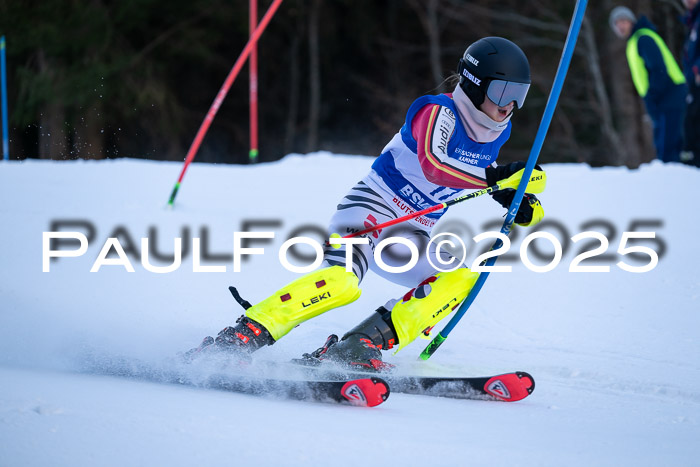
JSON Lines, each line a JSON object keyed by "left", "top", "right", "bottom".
{"left": 461, "top": 69, "right": 481, "bottom": 86}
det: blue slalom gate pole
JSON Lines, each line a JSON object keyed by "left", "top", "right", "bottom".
{"left": 420, "top": 0, "right": 589, "bottom": 360}
{"left": 1, "top": 36, "right": 8, "bottom": 160}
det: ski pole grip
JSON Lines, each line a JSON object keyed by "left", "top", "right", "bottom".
{"left": 419, "top": 332, "right": 446, "bottom": 360}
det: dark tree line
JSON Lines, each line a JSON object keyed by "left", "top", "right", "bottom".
{"left": 0, "top": 0, "right": 689, "bottom": 167}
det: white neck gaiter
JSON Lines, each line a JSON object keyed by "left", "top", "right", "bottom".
{"left": 452, "top": 85, "right": 511, "bottom": 143}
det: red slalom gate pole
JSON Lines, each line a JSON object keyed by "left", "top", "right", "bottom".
{"left": 167, "top": 0, "right": 284, "bottom": 206}
{"left": 249, "top": 0, "right": 259, "bottom": 164}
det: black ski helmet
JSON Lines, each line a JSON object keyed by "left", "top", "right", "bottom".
{"left": 458, "top": 37, "right": 531, "bottom": 109}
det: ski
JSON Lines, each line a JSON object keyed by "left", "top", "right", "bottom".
{"left": 202, "top": 374, "right": 390, "bottom": 407}
{"left": 375, "top": 371, "right": 534, "bottom": 402}
{"left": 80, "top": 355, "right": 390, "bottom": 407}
{"left": 290, "top": 364, "right": 535, "bottom": 402}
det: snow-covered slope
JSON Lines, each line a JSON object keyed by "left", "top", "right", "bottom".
{"left": 1, "top": 154, "right": 699, "bottom": 466}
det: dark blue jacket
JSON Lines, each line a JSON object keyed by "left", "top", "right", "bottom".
{"left": 682, "top": 3, "right": 700, "bottom": 84}
{"left": 631, "top": 15, "right": 686, "bottom": 113}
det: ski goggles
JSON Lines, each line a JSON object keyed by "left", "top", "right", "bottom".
{"left": 486, "top": 79, "right": 530, "bottom": 109}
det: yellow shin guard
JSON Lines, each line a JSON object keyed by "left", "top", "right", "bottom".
{"left": 245, "top": 266, "right": 361, "bottom": 341}
{"left": 390, "top": 268, "right": 479, "bottom": 351}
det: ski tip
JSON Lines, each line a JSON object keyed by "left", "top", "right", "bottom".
{"left": 341, "top": 377, "right": 390, "bottom": 407}
{"left": 484, "top": 371, "right": 535, "bottom": 402}
{"left": 516, "top": 371, "right": 535, "bottom": 394}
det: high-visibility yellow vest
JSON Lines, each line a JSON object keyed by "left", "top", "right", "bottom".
{"left": 626, "top": 28, "right": 685, "bottom": 97}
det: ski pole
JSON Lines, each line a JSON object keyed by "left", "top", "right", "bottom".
{"left": 167, "top": 0, "right": 284, "bottom": 207}
{"left": 340, "top": 168, "right": 545, "bottom": 240}
{"left": 420, "top": 0, "right": 589, "bottom": 361}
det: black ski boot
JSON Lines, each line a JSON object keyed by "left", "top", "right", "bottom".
{"left": 183, "top": 315, "right": 275, "bottom": 362}
{"left": 183, "top": 286, "right": 276, "bottom": 362}
{"left": 299, "top": 306, "right": 398, "bottom": 372}
{"left": 214, "top": 315, "right": 275, "bottom": 351}
{"left": 181, "top": 335, "right": 215, "bottom": 362}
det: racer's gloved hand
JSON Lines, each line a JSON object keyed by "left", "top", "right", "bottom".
{"left": 513, "top": 193, "right": 544, "bottom": 227}
{"left": 486, "top": 162, "right": 545, "bottom": 227}
{"left": 490, "top": 189, "right": 544, "bottom": 226}
{"left": 490, "top": 189, "right": 544, "bottom": 227}
{"left": 485, "top": 161, "right": 544, "bottom": 187}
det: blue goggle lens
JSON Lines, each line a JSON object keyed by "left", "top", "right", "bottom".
{"left": 486, "top": 79, "right": 530, "bottom": 109}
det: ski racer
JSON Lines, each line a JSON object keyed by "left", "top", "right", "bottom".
{"left": 186, "top": 37, "right": 546, "bottom": 369}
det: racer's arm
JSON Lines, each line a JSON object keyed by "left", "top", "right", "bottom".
{"left": 412, "top": 104, "right": 490, "bottom": 189}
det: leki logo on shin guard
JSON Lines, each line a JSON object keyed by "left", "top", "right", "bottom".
{"left": 301, "top": 292, "right": 332, "bottom": 308}
{"left": 432, "top": 298, "right": 457, "bottom": 319}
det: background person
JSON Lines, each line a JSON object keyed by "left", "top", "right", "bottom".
{"left": 609, "top": 6, "right": 687, "bottom": 163}
{"left": 681, "top": 0, "right": 700, "bottom": 166}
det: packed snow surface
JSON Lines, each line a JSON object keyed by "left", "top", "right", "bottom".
{"left": 1, "top": 153, "right": 699, "bottom": 466}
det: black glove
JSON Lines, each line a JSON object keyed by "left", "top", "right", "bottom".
{"left": 514, "top": 193, "right": 541, "bottom": 225}
{"left": 489, "top": 189, "right": 540, "bottom": 225}
{"left": 485, "top": 161, "right": 544, "bottom": 224}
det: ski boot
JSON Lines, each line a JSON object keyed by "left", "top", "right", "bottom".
{"left": 182, "top": 315, "right": 275, "bottom": 363}
{"left": 299, "top": 306, "right": 397, "bottom": 372}
{"left": 182, "top": 264, "right": 359, "bottom": 363}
